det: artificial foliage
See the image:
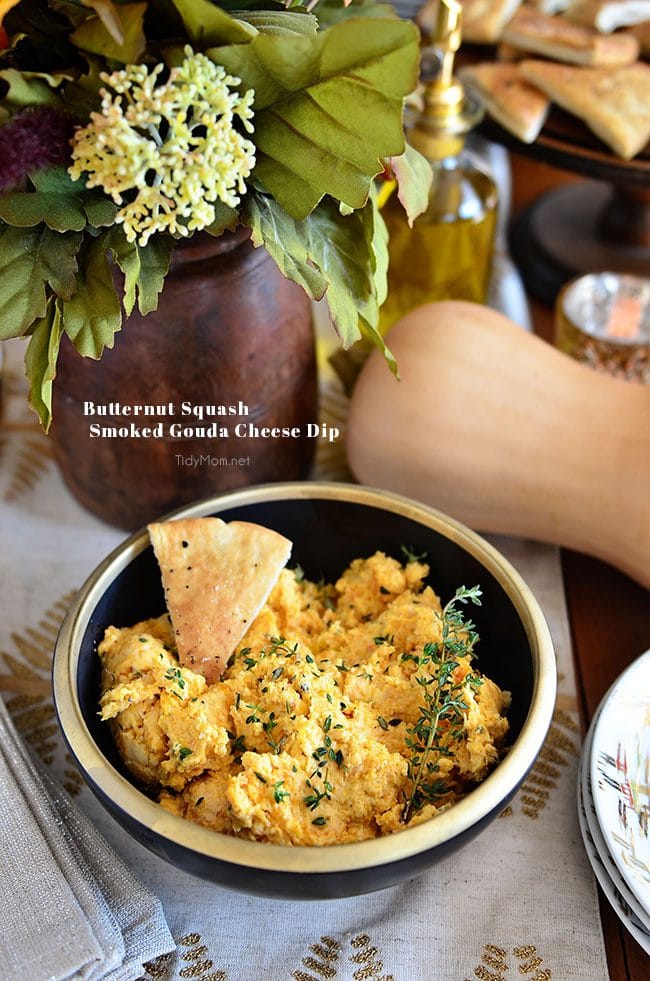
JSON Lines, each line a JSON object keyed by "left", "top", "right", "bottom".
{"left": 0, "top": 0, "right": 429, "bottom": 428}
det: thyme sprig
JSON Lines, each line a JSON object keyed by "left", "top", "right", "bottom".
{"left": 401, "top": 585, "right": 483, "bottom": 824}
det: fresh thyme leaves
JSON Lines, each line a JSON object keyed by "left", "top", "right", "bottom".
{"left": 177, "top": 746, "right": 193, "bottom": 761}
{"left": 311, "top": 816, "right": 327, "bottom": 826}
{"left": 273, "top": 780, "right": 290, "bottom": 803}
{"left": 401, "top": 584, "right": 483, "bottom": 824}
{"left": 303, "top": 773, "right": 333, "bottom": 810}
{"left": 231, "top": 734, "right": 246, "bottom": 756}
{"left": 245, "top": 703, "right": 262, "bottom": 724}
{"left": 164, "top": 666, "right": 186, "bottom": 689}
{"left": 400, "top": 544, "right": 427, "bottom": 564}
{"left": 374, "top": 634, "right": 394, "bottom": 646}
{"left": 377, "top": 715, "right": 389, "bottom": 731}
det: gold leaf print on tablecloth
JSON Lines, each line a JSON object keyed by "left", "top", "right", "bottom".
{"left": 1, "top": 362, "right": 54, "bottom": 500}
{"left": 0, "top": 593, "right": 83, "bottom": 793}
{"left": 3, "top": 435, "right": 54, "bottom": 502}
{"left": 292, "top": 936, "right": 341, "bottom": 981}
{"left": 500, "top": 701, "right": 579, "bottom": 821}
{"left": 465, "top": 943, "right": 552, "bottom": 981}
{"left": 139, "top": 934, "right": 227, "bottom": 981}
{"left": 291, "top": 932, "right": 394, "bottom": 981}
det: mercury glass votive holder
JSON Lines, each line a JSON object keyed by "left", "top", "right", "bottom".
{"left": 555, "top": 272, "right": 650, "bottom": 385}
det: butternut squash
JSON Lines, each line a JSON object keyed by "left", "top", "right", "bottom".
{"left": 346, "top": 301, "right": 650, "bottom": 589}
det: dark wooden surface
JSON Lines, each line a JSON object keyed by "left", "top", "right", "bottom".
{"left": 511, "top": 154, "right": 650, "bottom": 980}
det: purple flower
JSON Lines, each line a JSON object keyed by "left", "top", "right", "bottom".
{"left": 0, "top": 106, "right": 76, "bottom": 191}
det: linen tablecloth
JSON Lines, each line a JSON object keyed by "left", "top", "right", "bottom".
{"left": 0, "top": 325, "right": 610, "bottom": 980}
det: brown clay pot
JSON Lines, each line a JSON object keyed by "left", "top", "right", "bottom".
{"left": 51, "top": 229, "right": 317, "bottom": 530}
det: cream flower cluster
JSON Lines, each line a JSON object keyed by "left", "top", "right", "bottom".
{"left": 69, "top": 49, "right": 256, "bottom": 245}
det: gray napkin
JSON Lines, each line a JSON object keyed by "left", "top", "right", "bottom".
{"left": 0, "top": 695, "right": 174, "bottom": 980}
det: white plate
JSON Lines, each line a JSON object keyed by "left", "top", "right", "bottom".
{"left": 577, "top": 776, "right": 650, "bottom": 956}
{"left": 590, "top": 649, "right": 650, "bottom": 920}
{"left": 580, "top": 707, "right": 650, "bottom": 933}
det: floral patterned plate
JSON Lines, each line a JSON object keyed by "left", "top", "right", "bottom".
{"left": 590, "top": 648, "right": 650, "bottom": 919}
{"left": 577, "top": 778, "right": 650, "bottom": 955}
{"left": 580, "top": 701, "right": 650, "bottom": 934}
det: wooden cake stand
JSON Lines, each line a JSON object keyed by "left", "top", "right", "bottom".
{"left": 480, "top": 110, "right": 650, "bottom": 304}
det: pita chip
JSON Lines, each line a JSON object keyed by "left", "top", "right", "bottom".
{"left": 460, "top": 0, "right": 524, "bottom": 43}
{"left": 460, "top": 62, "right": 550, "bottom": 142}
{"left": 566, "top": 1, "right": 650, "bottom": 32}
{"left": 520, "top": 58, "right": 650, "bottom": 157}
{"left": 149, "top": 517, "right": 292, "bottom": 683}
{"left": 503, "top": 7, "right": 640, "bottom": 63}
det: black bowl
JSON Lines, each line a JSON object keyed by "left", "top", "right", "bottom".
{"left": 53, "top": 483, "right": 556, "bottom": 899}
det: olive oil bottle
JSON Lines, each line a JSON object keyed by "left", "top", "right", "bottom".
{"left": 379, "top": 0, "right": 498, "bottom": 334}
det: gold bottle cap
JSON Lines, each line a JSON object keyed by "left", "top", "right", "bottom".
{"left": 409, "top": 0, "right": 484, "bottom": 160}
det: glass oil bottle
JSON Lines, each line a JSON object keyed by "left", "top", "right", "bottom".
{"left": 379, "top": 0, "right": 498, "bottom": 335}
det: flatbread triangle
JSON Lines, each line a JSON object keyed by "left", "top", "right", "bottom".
{"left": 459, "top": 62, "right": 550, "bottom": 143}
{"left": 520, "top": 58, "right": 650, "bottom": 158}
{"left": 149, "top": 517, "right": 292, "bottom": 683}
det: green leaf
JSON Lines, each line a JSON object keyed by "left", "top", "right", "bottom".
{"left": 24, "top": 298, "right": 63, "bottom": 431}
{"left": 108, "top": 227, "right": 173, "bottom": 316}
{"left": 314, "top": 0, "right": 396, "bottom": 28}
{"left": 83, "top": 195, "right": 119, "bottom": 228}
{"left": 0, "top": 224, "right": 81, "bottom": 339}
{"left": 209, "top": 17, "right": 420, "bottom": 219}
{"left": 107, "top": 228, "right": 140, "bottom": 316}
{"left": 61, "top": 56, "right": 104, "bottom": 118}
{"left": 0, "top": 67, "right": 62, "bottom": 108}
{"left": 0, "top": 168, "right": 86, "bottom": 231}
{"left": 242, "top": 190, "right": 393, "bottom": 365}
{"left": 242, "top": 192, "right": 326, "bottom": 300}
{"left": 389, "top": 142, "right": 432, "bottom": 227}
{"left": 235, "top": 10, "right": 318, "bottom": 37}
{"left": 63, "top": 231, "right": 122, "bottom": 357}
{"left": 0, "top": 167, "right": 117, "bottom": 232}
{"left": 70, "top": 3, "right": 147, "bottom": 63}
{"left": 170, "top": 0, "right": 257, "bottom": 46}
{"left": 204, "top": 200, "right": 240, "bottom": 237}
{"left": 135, "top": 234, "right": 173, "bottom": 315}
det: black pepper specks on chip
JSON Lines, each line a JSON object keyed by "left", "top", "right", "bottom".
{"left": 182, "top": 541, "right": 189, "bottom": 548}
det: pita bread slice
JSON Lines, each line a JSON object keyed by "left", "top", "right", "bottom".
{"left": 460, "top": 0, "right": 524, "bottom": 44}
{"left": 496, "top": 41, "right": 528, "bottom": 61}
{"left": 520, "top": 58, "right": 650, "bottom": 157}
{"left": 459, "top": 63, "right": 550, "bottom": 142}
{"left": 149, "top": 517, "right": 292, "bottom": 683}
{"left": 503, "top": 7, "right": 640, "bottom": 64}
{"left": 566, "top": 1, "right": 650, "bottom": 32}
{"left": 417, "top": 0, "right": 523, "bottom": 43}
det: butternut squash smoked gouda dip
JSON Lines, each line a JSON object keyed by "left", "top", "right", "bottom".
{"left": 99, "top": 553, "right": 510, "bottom": 845}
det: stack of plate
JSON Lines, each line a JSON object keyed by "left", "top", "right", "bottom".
{"left": 577, "top": 648, "right": 650, "bottom": 952}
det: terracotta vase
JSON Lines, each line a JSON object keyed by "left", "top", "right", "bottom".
{"left": 51, "top": 229, "right": 317, "bottom": 530}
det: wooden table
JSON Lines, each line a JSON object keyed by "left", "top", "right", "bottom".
{"left": 510, "top": 153, "right": 650, "bottom": 980}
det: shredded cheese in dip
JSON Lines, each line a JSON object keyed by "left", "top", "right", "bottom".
{"left": 99, "top": 552, "right": 510, "bottom": 845}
